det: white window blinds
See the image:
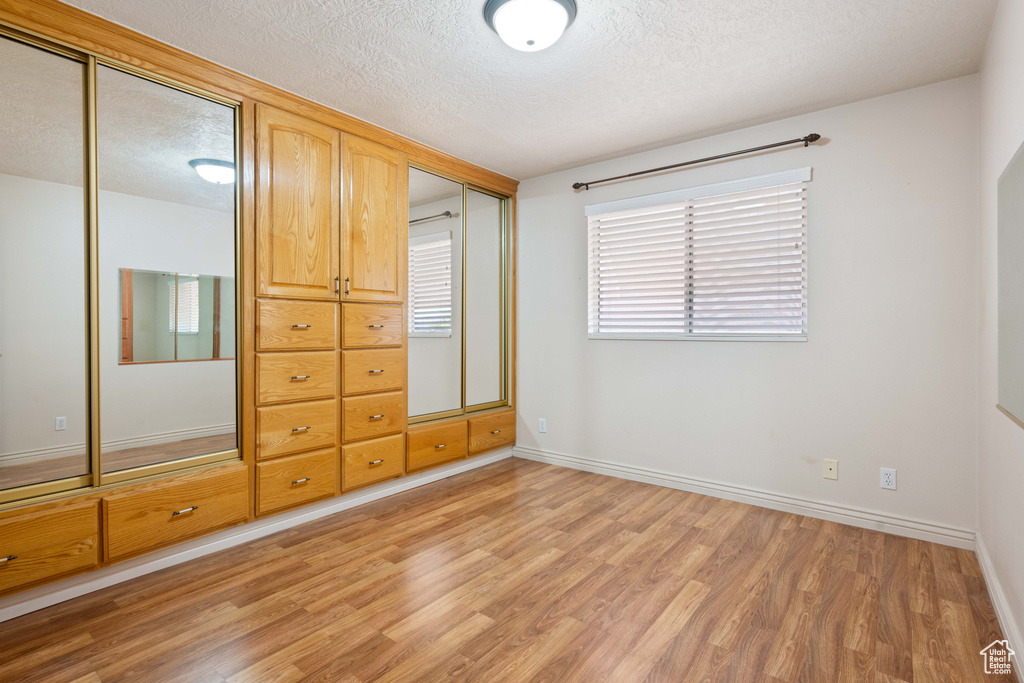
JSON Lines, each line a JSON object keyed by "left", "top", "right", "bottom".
{"left": 168, "top": 277, "right": 200, "bottom": 335}
{"left": 409, "top": 232, "right": 453, "bottom": 337}
{"left": 587, "top": 168, "right": 809, "bottom": 340}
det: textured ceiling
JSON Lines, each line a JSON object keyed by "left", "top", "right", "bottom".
{"left": 36, "top": 1, "right": 1004, "bottom": 180}
{"left": 410, "top": 167, "right": 462, "bottom": 207}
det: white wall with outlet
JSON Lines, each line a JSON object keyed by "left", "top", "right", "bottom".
{"left": 515, "top": 76, "right": 979, "bottom": 534}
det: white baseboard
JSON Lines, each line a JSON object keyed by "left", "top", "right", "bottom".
{"left": 102, "top": 424, "right": 235, "bottom": 452}
{"left": 0, "top": 442, "right": 87, "bottom": 466}
{"left": 513, "top": 445, "right": 977, "bottom": 550}
{"left": 0, "top": 448, "right": 513, "bottom": 624}
{"left": 976, "top": 533, "right": 1024, "bottom": 682}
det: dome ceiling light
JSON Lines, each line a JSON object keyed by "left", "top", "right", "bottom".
{"left": 483, "top": 0, "right": 577, "bottom": 52}
{"left": 188, "top": 158, "right": 235, "bottom": 184}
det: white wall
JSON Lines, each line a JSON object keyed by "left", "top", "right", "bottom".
{"left": 517, "top": 76, "right": 980, "bottom": 533}
{"left": 979, "top": 0, "right": 1024, "bottom": 653}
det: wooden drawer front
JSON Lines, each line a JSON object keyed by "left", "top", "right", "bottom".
{"left": 342, "top": 303, "right": 403, "bottom": 348}
{"left": 256, "top": 449, "right": 337, "bottom": 516}
{"left": 342, "top": 348, "right": 404, "bottom": 395}
{"left": 257, "top": 299, "right": 337, "bottom": 351}
{"left": 258, "top": 399, "right": 337, "bottom": 460}
{"left": 469, "top": 411, "right": 516, "bottom": 455}
{"left": 103, "top": 466, "right": 247, "bottom": 561}
{"left": 342, "top": 392, "right": 405, "bottom": 442}
{"left": 257, "top": 351, "right": 337, "bottom": 404}
{"left": 407, "top": 422, "right": 467, "bottom": 472}
{"left": 342, "top": 435, "right": 404, "bottom": 490}
{"left": 0, "top": 502, "right": 99, "bottom": 595}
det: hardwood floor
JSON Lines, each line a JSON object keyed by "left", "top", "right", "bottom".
{"left": 0, "top": 458, "right": 1013, "bottom": 682}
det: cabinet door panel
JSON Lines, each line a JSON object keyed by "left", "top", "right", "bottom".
{"left": 257, "top": 104, "right": 340, "bottom": 300}
{"left": 342, "top": 135, "right": 406, "bottom": 303}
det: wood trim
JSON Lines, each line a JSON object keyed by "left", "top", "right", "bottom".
{"left": 0, "top": 0, "right": 518, "bottom": 196}
{"left": 212, "top": 275, "right": 221, "bottom": 359}
{"left": 240, "top": 97, "right": 257, "bottom": 523}
{"left": 119, "top": 268, "right": 132, "bottom": 363}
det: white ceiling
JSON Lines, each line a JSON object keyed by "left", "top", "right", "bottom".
{"left": 50, "top": 1, "right": 1003, "bottom": 180}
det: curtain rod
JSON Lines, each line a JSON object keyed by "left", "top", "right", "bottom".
{"left": 572, "top": 133, "right": 821, "bottom": 191}
{"left": 409, "top": 210, "right": 458, "bottom": 225}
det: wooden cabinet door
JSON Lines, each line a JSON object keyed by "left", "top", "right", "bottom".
{"left": 341, "top": 134, "right": 406, "bottom": 303}
{"left": 256, "top": 104, "right": 340, "bottom": 300}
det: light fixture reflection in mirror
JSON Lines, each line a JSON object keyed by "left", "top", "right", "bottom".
{"left": 189, "top": 158, "right": 235, "bottom": 184}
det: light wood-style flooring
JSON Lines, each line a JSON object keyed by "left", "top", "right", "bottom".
{"left": 0, "top": 458, "right": 1013, "bottom": 682}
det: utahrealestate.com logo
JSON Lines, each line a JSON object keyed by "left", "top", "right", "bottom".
{"left": 980, "top": 639, "right": 1015, "bottom": 676}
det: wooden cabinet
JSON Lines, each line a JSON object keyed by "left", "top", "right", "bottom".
{"left": 256, "top": 449, "right": 337, "bottom": 516}
{"left": 342, "top": 135, "right": 407, "bottom": 303}
{"left": 0, "top": 502, "right": 99, "bottom": 595}
{"left": 407, "top": 421, "right": 467, "bottom": 472}
{"left": 468, "top": 410, "right": 516, "bottom": 455}
{"left": 257, "top": 299, "right": 337, "bottom": 350}
{"left": 342, "top": 391, "right": 404, "bottom": 442}
{"left": 257, "top": 399, "right": 338, "bottom": 460}
{"left": 103, "top": 466, "right": 248, "bottom": 561}
{"left": 342, "top": 435, "right": 404, "bottom": 490}
{"left": 342, "top": 303, "right": 403, "bottom": 348}
{"left": 341, "top": 348, "right": 404, "bottom": 395}
{"left": 257, "top": 351, "right": 337, "bottom": 404}
{"left": 256, "top": 104, "right": 340, "bottom": 301}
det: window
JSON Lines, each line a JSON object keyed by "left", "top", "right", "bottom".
{"left": 409, "top": 232, "right": 453, "bottom": 337}
{"left": 169, "top": 276, "right": 200, "bottom": 335}
{"left": 587, "top": 168, "right": 809, "bottom": 340}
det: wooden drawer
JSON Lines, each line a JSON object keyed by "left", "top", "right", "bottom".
{"left": 103, "top": 466, "right": 247, "bottom": 561}
{"left": 256, "top": 449, "right": 337, "bottom": 516}
{"left": 258, "top": 399, "right": 337, "bottom": 460}
{"left": 469, "top": 411, "right": 516, "bottom": 455}
{"left": 342, "top": 435, "right": 404, "bottom": 490}
{"left": 407, "top": 421, "right": 467, "bottom": 472}
{"left": 257, "top": 299, "right": 337, "bottom": 350}
{"left": 342, "top": 391, "right": 404, "bottom": 442}
{"left": 0, "top": 502, "right": 99, "bottom": 595}
{"left": 257, "top": 351, "right": 337, "bottom": 404}
{"left": 342, "top": 303, "right": 402, "bottom": 348}
{"left": 342, "top": 348, "right": 404, "bottom": 395}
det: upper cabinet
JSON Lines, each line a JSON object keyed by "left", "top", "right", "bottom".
{"left": 256, "top": 104, "right": 340, "bottom": 301}
{"left": 342, "top": 135, "right": 407, "bottom": 303}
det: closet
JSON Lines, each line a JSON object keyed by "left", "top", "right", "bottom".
{"left": 0, "top": 0, "right": 517, "bottom": 600}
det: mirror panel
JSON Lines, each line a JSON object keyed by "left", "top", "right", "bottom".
{"left": 0, "top": 37, "right": 89, "bottom": 493}
{"left": 408, "top": 168, "right": 463, "bottom": 418}
{"left": 97, "top": 65, "right": 237, "bottom": 475}
{"left": 465, "top": 189, "right": 505, "bottom": 407}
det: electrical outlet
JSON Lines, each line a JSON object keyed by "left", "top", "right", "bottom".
{"left": 538, "top": 418, "right": 547, "bottom": 433}
{"left": 55, "top": 416, "right": 66, "bottom": 431}
{"left": 823, "top": 459, "right": 838, "bottom": 480}
{"left": 880, "top": 467, "right": 897, "bottom": 490}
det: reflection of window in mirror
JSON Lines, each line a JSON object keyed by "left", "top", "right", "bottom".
{"left": 409, "top": 232, "right": 453, "bottom": 338}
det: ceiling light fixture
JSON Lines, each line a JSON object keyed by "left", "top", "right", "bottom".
{"left": 188, "top": 158, "right": 235, "bottom": 184}
{"left": 484, "top": 0, "right": 577, "bottom": 52}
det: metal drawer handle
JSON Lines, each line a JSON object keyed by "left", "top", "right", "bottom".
{"left": 172, "top": 506, "right": 199, "bottom": 516}
{"left": 291, "top": 375, "right": 311, "bottom": 380}
{"left": 368, "top": 324, "right": 384, "bottom": 329}
{"left": 369, "top": 414, "right": 384, "bottom": 420}
{"left": 435, "top": 444, "right": 446, "bottom": 449}
{"left": 291, "top": 477, "right": 311, "bottom": 485}
{"left": 491, "top": 430, "right": 501, "bottom": 434}
{"left": 369, "top": 369, "right": 384, "bottom": 375}
{"left": 369, "top": 459, "right": 384, "bottom": 466}
{"left": 292, "top": 426, "right": 311, "bottom": 433}
{"left": 0, "top": 555, "right": 17, "bottom": 563}
{"left": 291, "top": 324, "right": 312, "bottom": 329}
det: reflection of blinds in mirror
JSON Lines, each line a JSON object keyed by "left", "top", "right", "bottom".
{"left": 409, "top": 232, "right": 452, "bottom": 337}
{"left": 169, "top": 277, "right": 200, "bottom": 335}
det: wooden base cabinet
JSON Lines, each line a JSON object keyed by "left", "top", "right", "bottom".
{"left": 256, "top": 449, "right": 337, "bottom": 516}
{"left": 469, "top": 411, "right": 516, "bottom": 455}
{"left": 407, "top": 422, "right": 468, "bottom": 473}
{"left": 0, "top": 502, "right": 100, "bottom": 596}
{"left": 342, "top": 435, "right": 405, "bottom": 491}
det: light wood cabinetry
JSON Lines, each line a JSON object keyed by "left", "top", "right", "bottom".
{"left": 469, "top": 410, "right": 517, "bottom": 455}
{"left": 103, "top": 466, "right": 248, "bottom": 561}
{"left": 256, "top": 104, "right": 340, "bottom": 301}
{"left": 342, "top": 435, "right": 404, "bottom": 490}
{"left": 0, "top": 502, "right": 99, "bottom": 595}
{"left": 257, "top": 299, "right": 337, "bottom": 350}
{"left": 256, "top": 351, "right": 337, "bottom": 404}
{"left": 257, "top": 399, "right": 338, "bottom": 460}
{"left": 256, "top": 449, "right": 336, "bottom": 515}
{"left": 341, "top": 135, "right": 407, "bottom": 303}
{"left": 341, "top": 348, "right": 405, "bottom": 395}
{"left": 407, "top": 422, "right": 467, "bottom": 472}
{"left": 342, "top": 391, "right": 405, "bottom": 442}
{"left": 342, "top": 303, "right": 403, "bottom": 348}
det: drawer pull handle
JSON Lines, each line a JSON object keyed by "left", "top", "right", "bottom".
{"left": 0, "top": 555, "right": 17, "bottom": 563}
{"left": 291, "top": 324, "right": 312, "bottom": 329}
{"left": 368, "top": 324, "right": 384, "bottom": 329}
{"left": 369, "top": 369, "right": 384, "bottom": 375}
{"left": 291, "top": 477, "right": 311, "bottom": 485}
{"left": 292, "top": 426, "right": 311, "bottom": 433}
{"left": 369, "top": 414, "right": 384, "bottom": 420}
{"left": 291, "top": 375, "right": 311, "bottom": 380}
{"left": 435, "top": 444, "right": 446, "bottom": 449}
{"left": 172, "top": 506, "right": 199, "bottom": 516}
{"left": 369, "top": 459, "right": 384, "bottom": 466}
{"left": 491, "top": 430, "right": 501, "bottom": 434}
